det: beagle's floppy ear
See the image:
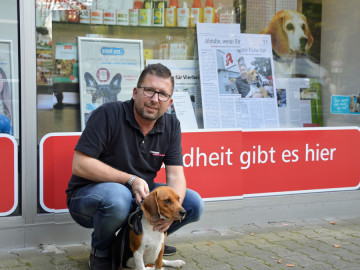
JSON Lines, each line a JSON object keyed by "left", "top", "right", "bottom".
{"left": 267, "top": 10, "right": 289, "bottom": 56}
{"left": 304, "top": 18, "right": 313, "bottom": 51}
{"left": 141, "top": 190, "right": 161, "bottom": 222}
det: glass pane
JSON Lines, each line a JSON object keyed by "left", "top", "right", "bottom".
{"left": 0, "top": 0, "right": 20, "bottom": 216}
{"left": 242, "top": 0, "right": 360, "bottom": 128}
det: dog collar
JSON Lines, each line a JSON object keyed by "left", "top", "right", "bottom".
{"left": 272, "top": 50, "right": 293, "bottom": 64}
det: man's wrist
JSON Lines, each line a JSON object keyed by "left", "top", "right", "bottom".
{"left": 125, "top": 175, "right": 137, "bottom": 190}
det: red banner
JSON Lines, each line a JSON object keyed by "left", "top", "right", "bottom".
{"left": 0, "top": 135, "right": 18, "bottom": 216}
{"left": 39, "top": 128, "right": 360, "bottom": 212}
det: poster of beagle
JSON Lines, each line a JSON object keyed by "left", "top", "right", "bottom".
{"left": 260, "top": 10, "right": 318, "bottom": 78}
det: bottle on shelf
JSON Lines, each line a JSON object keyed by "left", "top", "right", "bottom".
{"left": 116, "top": 0, "right": 132, "bottom": 25}
{"left": 177, "top": 2, "right": 189, "bottom": 27}
{"left": 153, "top": 1, "right": 165, "bottom": 27}
{"left": 166, "top": 0, "right": 178, "bottom": 27}
{"left": 190, "top": 0, "right": 203, "bottom": 27}
{"left": 139, "top": 2, "right": 152, "bottom": 26}
{"left": 143, "top": 0, "right": 153, "bottom": 9}
{"left": 204, "top": 0, "right": 215, "bottom": 23}
{"left": 169, "top": 0, "right": 179, "bottom": 8}
{"left": 133, "top": 1, "right": 144, "bottom": 9}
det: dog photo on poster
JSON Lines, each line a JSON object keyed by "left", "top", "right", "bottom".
{"left": 78, "top": 37, "right": 144, "bottom": 130}
{"left": 247, "top": 1, "right": 324, "bottom": 127}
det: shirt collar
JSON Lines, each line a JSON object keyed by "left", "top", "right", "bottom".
{"left": 124, "top": 99, "right": 165, "bottom": 135}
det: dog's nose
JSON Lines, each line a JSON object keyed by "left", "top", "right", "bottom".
{"left": 179, "top": 209, "right": 186, "bottom": 217}
{"left": 300, "top": 37, "right": 308, "bottom": 50}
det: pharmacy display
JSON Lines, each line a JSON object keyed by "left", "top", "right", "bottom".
{"left": 36, "top": 0, "right": 241, "bottom": 27}
{"left": 78, "top": 37, "right": 143, "bottom": 129}
{"left": 197, "top": 23, "right": 279, "bottom": 129}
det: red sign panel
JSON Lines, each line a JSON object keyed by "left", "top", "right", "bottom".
{"left": 156, "top": 130, "right": 244, "bottom": 199}
{"left": 39, "top": 133, "right": 80, "bottom": 212}
{"left": 0, "top": 135, "right": 18, "bottom": 216}
{"left": 242, "top": 128, "right": 360, "bottom": 196}
{"left": 39, "top": 128, "right": 360, "bottom": 212}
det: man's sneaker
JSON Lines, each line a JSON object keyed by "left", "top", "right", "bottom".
{"left": 163, "top": 245, "right": 177, "bottom": 256}
{"left": 89, "top": 254, "right": 112, "bottom": 270}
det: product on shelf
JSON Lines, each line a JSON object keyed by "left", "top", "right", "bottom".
{"left": 139, "top": 8, "right": 152, "bottom": 26}
{"left": 156, "top": 1, "right": 167, "bottom": 9}
{"left": 153, "top": 7, "right": 165, "bottom": 27}
{"left": 204, "top": 0, "right": 215, "bottom": 23}
{"left": 133, "top": 1, "right": 143, "bottom": 9}
{"left": 190, "top": 0, "right": 203, "bottom": 27}
{"left": 103, "top": 9, "right": 116, "bottom": 24}
{"left": 144, "top": 0, "right": 153, "bottom": 9}
{"left": 165, "top": 7, "right": 177, "bottom": 27}
{"left": 169, "top": 0, "right": 179, "bottom": 8}
{"left": 177, "top": 2, "right": 190, "bottom": 27}
{"left": 79, "top": 9, "right": 91, "bottom": 24}
{"left": 116, "top": 1, "right": 132, "bottom": 25}
{"left": 129, "top": 8, "right": 139, "bottom": 25}
{"left": 91, "top": 9, "right": 103, "bottom": 24}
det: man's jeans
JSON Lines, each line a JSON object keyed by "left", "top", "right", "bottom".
{"left": 67, "top": 182, "right": 204, "bottom": 257}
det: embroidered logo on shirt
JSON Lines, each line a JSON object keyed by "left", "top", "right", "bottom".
{"left": 150, "top": 151, "right": 165, "bottom": 157}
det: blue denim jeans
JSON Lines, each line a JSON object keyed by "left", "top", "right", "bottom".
{"left": 67, "top": 182, "right": 204, "bottom": 257}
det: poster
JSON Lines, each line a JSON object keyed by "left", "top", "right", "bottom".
{"left": 36, "top": 48, "right": 53, "bottom": 86}
{"left": 54, "top": 43, "right": 78, "bottom": 83}
{"left": 146, "top": 59, "right": 202, "bottom": 130}
{"left": 0, "top": 40, "right": 17, "bottom": 138}
{"left": 78, "top": 37, "right": 143, "bottom": 130}
{"left": 197, "top": 23, "right": 279, "bottom": 129}
{"left": 331, "top": 94, "right": 360, "bottom": 115}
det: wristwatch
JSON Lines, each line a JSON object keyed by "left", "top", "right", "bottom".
{"left": 126, "top": 175, "right": 137, "bottom": 190}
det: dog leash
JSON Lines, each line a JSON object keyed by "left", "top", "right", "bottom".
{"left": 128, "top": 200, "right": 144, "bottom": 235}
{"left": 112, "top": 200, "right": 144, "bottom": 270}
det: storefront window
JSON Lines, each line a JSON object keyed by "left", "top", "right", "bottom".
{"left": 35, "top": 0, "right": 360, "bottom": 138}
{"left": 35, "top": 0, "right": 360, "bottom": 213}
{"left": 0, "top": 0, "right": 20, "bottom": 216}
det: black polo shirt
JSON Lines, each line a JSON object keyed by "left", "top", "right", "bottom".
{"left": 66, "top": 99, "right": 183, "bottom": 197}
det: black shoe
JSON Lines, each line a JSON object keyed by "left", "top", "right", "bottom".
{"left": 89, "top": 254, "right": 112, "bottom": 270}
{"left": 163, "top": 245, "right": 177, "bottom": 256}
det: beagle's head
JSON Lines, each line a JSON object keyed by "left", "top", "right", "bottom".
{"left": 141, "top": 186, "right": 186, "bottom": 222}
{"left": 264, "top": 10, "right": 313, "bottom": 59}
{"left": 248, "top": 70, "right": 259, "bottom": 83}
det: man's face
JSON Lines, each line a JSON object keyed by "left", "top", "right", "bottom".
{"left": 239, "top": 63, "right": 248, "bottom": 79}
{"left": 133, "top": 74, "right": 173, "bottom": 122}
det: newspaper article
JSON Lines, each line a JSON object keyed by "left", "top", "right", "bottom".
{"left": 276, "top": 78, "right": 311, "bottom": 127}
{"left": 276, "top": 78, "right": 323, "bottom": 127}
{"left": 146, "top": 59, "right": 202, "bottom": 130}
{"left": 197, "top": 23, "right": 279, "bottom": 129}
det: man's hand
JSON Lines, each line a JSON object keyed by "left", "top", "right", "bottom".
{"left": 150, "top": 219, "right": 173, "bottom": 233}
{"left": 131, "top": 177, "right": 150, "bottom": 204}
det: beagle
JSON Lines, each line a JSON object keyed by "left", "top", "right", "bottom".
{"left": 114, "top": 186, "right": 186, "bottom": 270}
{"left": 260, "top": 10, "right": 313, "bottom": 77}
{"left": 246, "top": 70, "right": 268, "bottom": 98}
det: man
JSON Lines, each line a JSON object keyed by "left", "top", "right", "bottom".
{"left": 235, "top": 57, "right": 250, "bottom": 98}
{"left": 66, "top": 64, "right": 204, "bottom": 269}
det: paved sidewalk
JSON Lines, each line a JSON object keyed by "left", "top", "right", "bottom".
{"left": 0, "top": 217, "right": 359, "bottom": 270}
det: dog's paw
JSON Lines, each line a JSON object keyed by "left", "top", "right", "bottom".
{"left": 163, "top": 259, "right": 185, "bottom": 268}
